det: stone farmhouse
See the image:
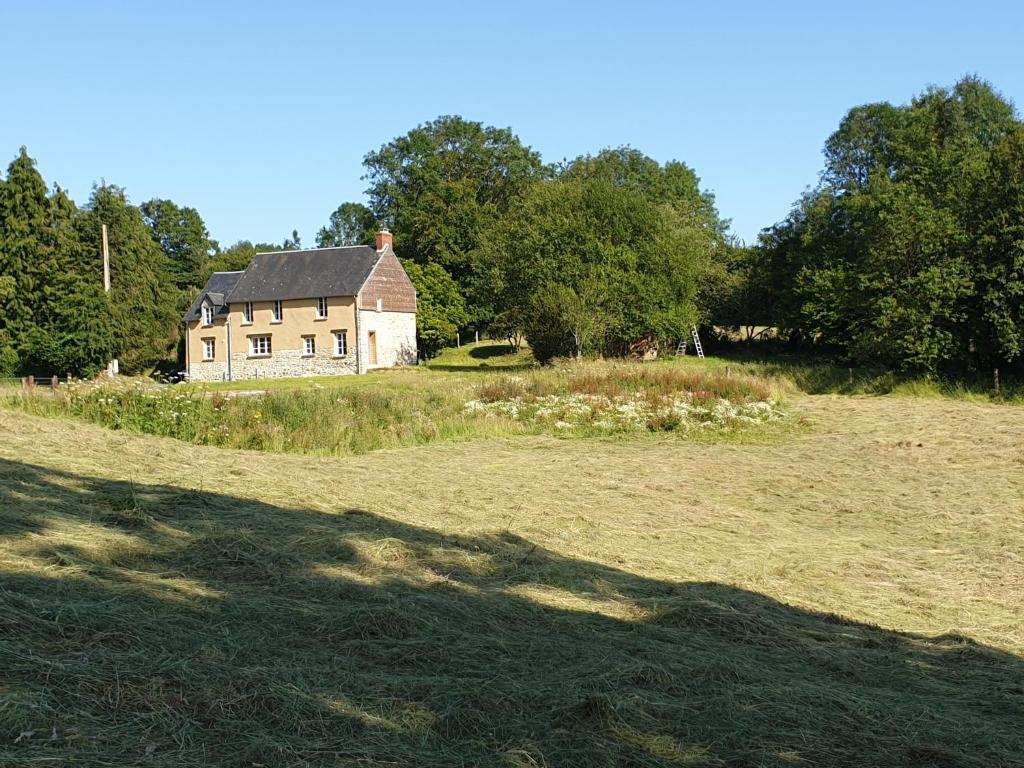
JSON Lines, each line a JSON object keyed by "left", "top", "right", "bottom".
{"left": 184, "top": 230, "right": 417, "bottom": 381}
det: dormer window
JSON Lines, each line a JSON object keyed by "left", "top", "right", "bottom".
{"left": 202, "top": 305, "right": 214, "bottom": 326}
{"left": 271, "top": 300, "right": 283, "bottom": 323}
{"left": 316, "top": 296, "right": 328, "bottom": 319}
{"left": 242, "top": 301, "right": 253, "bottom": 324}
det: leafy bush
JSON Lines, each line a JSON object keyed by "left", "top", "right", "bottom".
{"left": 0, "top": 335, "right": 17, "bottom": 377}
{"left": 403, "top": 260, "right": 469, "bottom": 359}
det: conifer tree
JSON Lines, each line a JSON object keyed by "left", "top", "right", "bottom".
{"left": 77, "top": 185, "right": 179, "bottom": 372}
{"left": 0, "top": 147, "right": 51, "bottom": 364}
{"left": 21, "top": 187, "right": 114, "bottom": 376}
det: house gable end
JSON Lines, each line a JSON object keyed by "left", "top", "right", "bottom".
{"left": 357, "top": 247, "right": 417, "bottom": 313}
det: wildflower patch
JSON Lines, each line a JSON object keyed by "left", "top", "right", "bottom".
{"left": 464, "top": 392, "right": 784, "bottom": 433}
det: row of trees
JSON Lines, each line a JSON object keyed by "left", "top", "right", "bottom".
{"left": 3, "top": 76, "right": 1022, "bottom": 377}
{"left": 320, "top": 116, "right": 728, "bottom": 359}
{"left": 0, "top": 151, "right": 182, "bottom": 376}
{"left": 0, "top": 151, "right": 315, "bottom": 377}
{"left": 746, "top": 76, "right": 1024, "bottom": 377}
{"left": 0, "top": 127, "right": 726, "bottom": 375}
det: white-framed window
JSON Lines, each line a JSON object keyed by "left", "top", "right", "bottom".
{"left": 316, "top": 296, "right": 328, "bottom": 319}
{"left": 249, "top": 335, "right": 272, "bottom": 356}
{"left": 334, "top": 330, "right": 347, "bottom": 357}
{"left": 202, "top": 338, "right": 215, "bottom": 361}
{"left": 303, "top": 336, "right": 316, "bottom": 356}
{"left": 242, "top": 301, "right": 253, "bottom": 324}
{"left": 271, "top": 300, "right": 283, "bottom": 322}
{"left": 202, "top": 305, "right": 214, "bottom": 326}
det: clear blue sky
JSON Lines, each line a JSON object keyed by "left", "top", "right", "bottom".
{"left": 3, "top": 1, "right": 1023, "bottom": 246}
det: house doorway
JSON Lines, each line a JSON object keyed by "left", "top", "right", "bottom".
{"left": 367, "top": 331, "right": 378, "bottom": 365}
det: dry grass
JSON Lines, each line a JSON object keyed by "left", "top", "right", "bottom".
{"left": 476, "top": 361, "right": 777, "bottom": 404}
{"left": 1, "top": 394, "right": 1023, "bottom": 765}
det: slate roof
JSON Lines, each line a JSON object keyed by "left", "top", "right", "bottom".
{"left": 183, "top": 271, "right": 244, "bottom": 322}
{"left": 226, "top": 246, "right": 382, "bottom": 303}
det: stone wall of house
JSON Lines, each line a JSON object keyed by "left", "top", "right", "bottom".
{"left": 230, "top": 347, "right": 358, "bottom": 380}
{"left": 188, "top": 360, "right": 230, "bottom": 382}
{"left": 188, "top": 348, "right": 357, "bottom": 381}
{"left": 358, "top": 309, "right": 418, "bottom": 369}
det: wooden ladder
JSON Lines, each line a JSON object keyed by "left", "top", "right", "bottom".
{"left": 690, "top": 325, "right": 704, "bottom": 359}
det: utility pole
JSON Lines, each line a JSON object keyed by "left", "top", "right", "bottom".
{"left": 102, "top": 224, "right": 111, "bottom": 292}
{"left": 102, "top": 225, "right": 119, "bottom": 376}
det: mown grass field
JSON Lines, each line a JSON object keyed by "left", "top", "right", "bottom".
{"left": 1, "top": 350, "right": 1023, "bottom": 766}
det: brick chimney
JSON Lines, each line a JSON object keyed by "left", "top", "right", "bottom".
{"left": 375, "top": 228, "right": 393, "bottom": 251}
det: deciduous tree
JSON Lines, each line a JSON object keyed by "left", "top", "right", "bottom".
{"left": 401, "top": 260, "right": 468, "bottom": 359}
{"left": 759, "top": 76, "right": 1024, "bottom": 376}
{"left": 140, "top": 198, "right": 217, "bottom": 291}
{"left": 316, "top": 202, "right": 376, "bottom": 247}
{"left": 363, "top": 115, "right": 546, "bottom": 323}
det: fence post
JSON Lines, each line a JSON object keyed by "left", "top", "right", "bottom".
{"left": 51, "top": 377, "right": 58, "bottom": 393}
{"left": 475, "top": 330, "right": 479, "bottom": 344}
{"left": 456, "top": 332, "right": 461, "bottom": 348}
{"left": 994, "top": 367, "right": 1000, "bottom": 395}
{"left": 27, "top": 375, "right": 34, "bottom": 392}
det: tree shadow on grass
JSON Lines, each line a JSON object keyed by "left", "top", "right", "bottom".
{"left": 1, "top": 458, "right": 1022, "bottom": 767}
{"left": 425, "top": 360, "right": 536, "bottom": 373}
{"left": 468, "top": 344, "right": 517, "bottom": 360}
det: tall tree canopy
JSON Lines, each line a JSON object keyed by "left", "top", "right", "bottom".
{"left": 560, "top": 147, "right": 728, "bottom": 235}
{"left": 0, "top": 149, "right": 114, "bottom": 376}
{"left": 363, "top": 116, "right": 547, "bottom": 297}
{"left": 140, "top": 198, "right": 217, "bottom": 292}
{"left": 316, "top": 202, "right": 376, "bottom": 247}
{"left": 0, "top": 148, "right": 52, "bottom": 347}
{"left": 759, "top": 76, "right": 1024, "bottom": 376}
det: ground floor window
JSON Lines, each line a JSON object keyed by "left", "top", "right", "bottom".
{"left": 334, "top": 330, "right": 347, "bottom": 356}
{"left": 249, "top": 335, "right": 272, "bottom": 356}
{"left": 202, "top": 337, "right": 215, "bottom": 361}
{"left": 303, "top": 335, "right": 316, "bottom": 356}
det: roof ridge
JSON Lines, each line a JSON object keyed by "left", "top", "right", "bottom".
{"left": 254, "top": 245, "right": 374, "bottom": 256}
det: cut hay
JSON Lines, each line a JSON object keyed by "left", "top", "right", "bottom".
{"left": 1, "top": 394, "right": 1023, "bottom": 765}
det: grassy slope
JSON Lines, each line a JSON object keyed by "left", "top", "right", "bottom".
{"left": 1, "top": 393, "right": 1023, "bottom": 766}
{"left": 197, "top": 340, "right": 534, "bottom": 393}
{"left": 199, "top": 339, "right": 1023, "bottom": 402}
